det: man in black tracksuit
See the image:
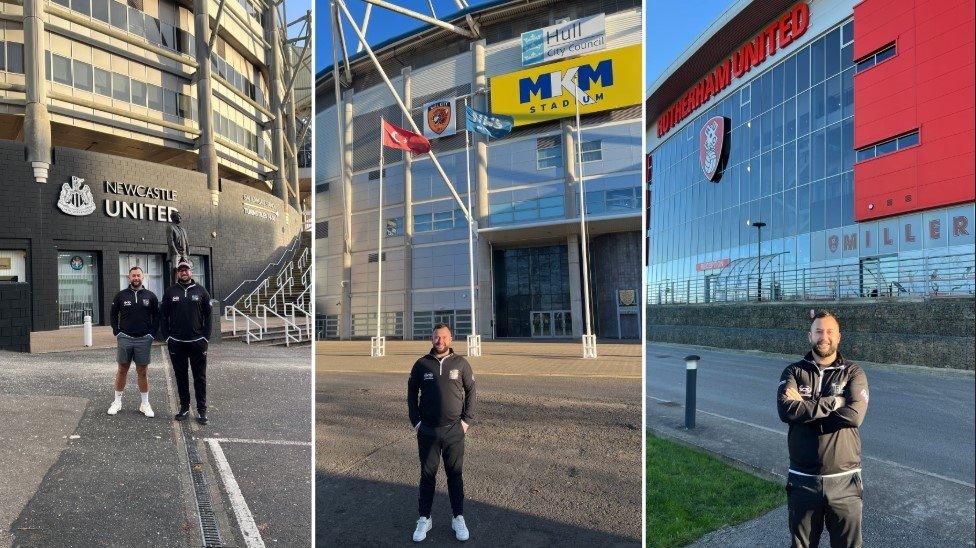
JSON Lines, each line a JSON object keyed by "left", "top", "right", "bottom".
{"left": 407, "top": 323, "right": 476, "bottom": 542}
{"left": 778, "top": 310, "right": 869, "bottom": 548}
{"left": 160, "top": 259, "right": 213, "bottom": 425}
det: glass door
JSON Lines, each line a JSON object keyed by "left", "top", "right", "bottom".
{"left": 58, "top": 251, "right": 100, "bottom": 326}
{"left": 531, "top": 311, "right": 572, "bottom": 337}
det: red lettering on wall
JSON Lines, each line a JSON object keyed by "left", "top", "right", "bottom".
{"left": 953, "top": 215, "right": 970, "bottom": 236}
{"left": 656, "top": 2, "right": 810, "bottom": 137}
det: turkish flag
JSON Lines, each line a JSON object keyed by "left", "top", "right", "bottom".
{"left": 381, "top": 119, "right": 430, "bottom": 154}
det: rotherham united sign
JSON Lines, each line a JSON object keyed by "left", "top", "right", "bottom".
{"left": 699, "top": 116, "right": 728, "bottom": 181}
{"left": 656, "top": 2, "right": 810, "bottom": 137}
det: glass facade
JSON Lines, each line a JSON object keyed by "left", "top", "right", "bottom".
{"left": 648, "top": 19, "right": 975, "bottom": 303}
{"left": 493, "top": 246, "right": 571, "bottom": 338}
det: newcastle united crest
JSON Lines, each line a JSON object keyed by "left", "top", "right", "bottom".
{"left": 699, "top": 116, "right": 728, "bottom": 182}
{"left": 57, "top": 176, "right": 96, "bottom": 216}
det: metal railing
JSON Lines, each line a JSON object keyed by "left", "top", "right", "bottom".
{"left": 256, "top": 304, "right": 303, "bottom": 346}
{"left": 648, "top": 252, "right": 976, "bottom": 305}
{"left": 227, "top": 306, "right": 264, "bottom": 343}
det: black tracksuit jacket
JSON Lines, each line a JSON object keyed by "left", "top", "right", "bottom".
{"left": 110, "top": 286, "right": 160, "bottom": 337}
{"left": 408, "top": 348, "right": 476, "bottom": 428}
{"left": 777, "top": 352, "right": 869, "bottom": 476}
{"left": 160, "top": 280, "right": 213, "bottom": 341}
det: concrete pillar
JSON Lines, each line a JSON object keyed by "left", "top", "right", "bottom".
{"left": 340, "top": 97, "right": 354, "bottom": 340}
{"left": 264, "top": 5, "right": 289, "bottom": 220}
{"left": 567, "top": 234, "right": 584, "bottom": 338}
{"left": 401, "top": 66, "right": 414, "bottom": 341}
{"left": 471, "top": 38, "right": 493, "bottom": 338}
{"left": 562, "top": 119, "right": 578, "bottom": 216}
{"left": 193, "top": 0, "right": 219, "bottom": 205}
{"left": 23, "top": 0, "right": 52, "bottom": 183}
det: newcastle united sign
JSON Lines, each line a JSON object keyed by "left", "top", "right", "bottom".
{"left": 56, "top": 176, "right": 179, "bottom": 222}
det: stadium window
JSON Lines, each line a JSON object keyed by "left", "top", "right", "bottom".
{"left": 856, "top": 43, "right": 895, "bottom": 73}
{"left": 112, "top": 73, "right": 130, "bottom": 101}
{"left": 6, "top": 42, "right": 23, "bottom": 74}
{"left": 71, "top": 0, "right": 90, "bottom": 16}
{"left": 110, "top": 0, "right": 127, "bottom": 30}
{"left": 537, "top": 136, "right": 562, "bottom": 169}
{"left": 147, "top": 83, "right": 163, "bottom": 111}
{"left": 94, "top": 67, "right": 112, "bottom": 96}
{"left": 130, "top": 80, "right": 147, "bottom": 106}
{"left": 73, "top": 60, "right": 93, "bottom": 92}
{"left": 581, "top": 140, "right": 602, "bottom": 163}
{"left": 854, "top": 130, "right": 919, "bottom": 163}
{"left": 52, "top": 54, "right": 72, "bottom": 86}
{"left": 92, "top": 0, "right": 109, "bottom": 22}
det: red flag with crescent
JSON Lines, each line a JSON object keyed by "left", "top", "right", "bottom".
{"left": 381, "top": 119, "right": 430, "bottom": 154}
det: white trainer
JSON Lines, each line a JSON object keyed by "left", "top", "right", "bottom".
{"left": 139, "top": 402, "right": 155, "bottom": 418}
{"left": 412, "top": 517, "right": 432, "bottom": 542}
{"left": 452, "top": 515, "right": 469, "bottom": 541}
{"left": 107, "top": 400, "right": 122, "bottom": 415}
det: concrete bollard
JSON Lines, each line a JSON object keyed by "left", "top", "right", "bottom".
{"left": 684, "top": 354, "right": 700, "bottom": 429}
{"left": 83, "top": 315, "right": 93, "bottom": 347}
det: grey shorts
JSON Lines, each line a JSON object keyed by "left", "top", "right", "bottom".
{"left": 117, "top": 334, "right": 153, "bottom": 365}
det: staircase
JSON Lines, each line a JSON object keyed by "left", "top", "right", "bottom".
{"left": 222, "top": 231, "right": 312, "bottom": 346}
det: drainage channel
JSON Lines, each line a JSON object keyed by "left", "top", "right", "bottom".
{"left": 184, "top": 428, "right": 226, "bottom": 547}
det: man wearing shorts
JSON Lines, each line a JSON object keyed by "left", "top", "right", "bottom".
{"left": 108, "top": 266, "right": 160, "bottom": 417}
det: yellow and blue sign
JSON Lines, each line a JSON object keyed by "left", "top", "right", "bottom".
{"left": 490, "top": 44, "right": 642, "bottom": 127}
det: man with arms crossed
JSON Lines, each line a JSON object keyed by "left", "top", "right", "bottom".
{"left": 108, "top": 266, "right": 160, "bottom": 417}
{"left": 778, "top": 310, "right": 870, "bottom": 548}
{"left": 161, "top": 259, "right": 212, "bottom": 425}
{"left": 408, "top": 324, "right": 476, "bottom": 542}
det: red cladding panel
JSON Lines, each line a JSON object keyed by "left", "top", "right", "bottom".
{"left": 853, "top": 0, "right": 975, "bottom": 221}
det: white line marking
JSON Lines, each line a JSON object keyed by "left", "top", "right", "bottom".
{"left": 204, "top": 437, "right": 311, "bottom": 447}
{"left": 206, "top": 439, "right": 267, "bottom": 548}
{"left": 648, "top": 395, "right": 976, "bottom": 488}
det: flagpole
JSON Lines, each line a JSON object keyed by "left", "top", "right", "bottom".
{"left": 463, "top": 99, "right": 480, "bottom": 357}
{"left": 374, "top": 118, "right": 385, "bottom": 357}
{"left": 576, "top": 90, "right": 596, "bottom": 358}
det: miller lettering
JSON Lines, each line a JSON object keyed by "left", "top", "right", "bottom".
{"left": 953, "top": 215, "right": 970, "bottom": 236}
{"left": 929, "top": 219, "right": 941, "bottom": 239}
{"left": 843, "top": 234, "right": 857, "bottom": 251}
{"left": 905, "top": 224, "right": 916, "bottom": 243}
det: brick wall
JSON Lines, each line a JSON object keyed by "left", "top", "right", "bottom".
{"left": 646, "top": 298, "right": 976, "bottom": 369}
{"left": 0, "top": 139, "right": 301, "bottom": 348}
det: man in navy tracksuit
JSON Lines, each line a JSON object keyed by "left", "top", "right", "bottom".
{"left": 407, "top": 323, "right": 476, "bottom": 542}
{"left": 107, "top": 266, "right": 159, "bottom": 417}
{"left": 160, "top": 259, "right": 213, "bottom": 425}
{"left": 778, "top": 310, "right": 869, "bottom": 548}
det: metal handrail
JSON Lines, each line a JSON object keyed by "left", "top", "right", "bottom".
{"left": 222, "top": 232, "right": 303, "bottom": 306}
{"left": 256, "top": 304, "right": 302, "bottom": 346}
{"left": 227, "top": 306, "right": 264, "bottom": 343}
{"left": 648, "top": 252, "right": 976, "bottom": 305}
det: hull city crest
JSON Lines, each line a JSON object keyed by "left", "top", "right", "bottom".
{"left": 423, "top": 98, "right": 457, "bottom": 139}
{"left": 699, "top": 116, "right": 728, "bottom": 182}
{"left": 57, "top": 176, "right": 96, "bottom": 216}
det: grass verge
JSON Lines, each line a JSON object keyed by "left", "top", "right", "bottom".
{"left": 646, "top": 432, "right": 784, "bottom": 547}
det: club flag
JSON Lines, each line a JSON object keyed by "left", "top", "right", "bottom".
{"left": 381, "top": 119, "right": 430, "bottom": 154}
{"left": 465, "top": 106, "right": 514, "bottom": 139}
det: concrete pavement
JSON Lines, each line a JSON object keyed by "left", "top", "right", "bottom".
{"left": 646, "top": 341, "right": 975, "bottom": 547}
{"left": 0, "top": 342, "right": 311, "bottom": 547}
{"left": 317, "top": 340, "right": 643, "bottom": 546}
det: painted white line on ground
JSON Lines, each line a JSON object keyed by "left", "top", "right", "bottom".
{"left": 648, "top": 395, "right": 976, "bottom": 488}
{"left": 206, "top": 439, "right": 267, "bottom": 548}
{"left": 203, "top": 437, "right": 311, "bottom": 447}
{"left": 318, "top": 368, "right": 641, "bottom": 379}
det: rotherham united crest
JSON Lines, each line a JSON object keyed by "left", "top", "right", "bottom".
{"left": 57, "top": 176, "right": 96, "bottom": 216}
{"left": 422, "top": 98, "right": 457, "bottom": 139}
{"left": 699, "top": 116, "right": 728, "bottom": 182}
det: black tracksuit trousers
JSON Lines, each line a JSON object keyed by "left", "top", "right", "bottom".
{"left": 787, "top": 471, "right": 863, "bottom": 548}
{"left": 417, "top": 422, "right": 465, "bottom": 518}
{"left": 168, "top": 339, "right": 208, "bottom": 413}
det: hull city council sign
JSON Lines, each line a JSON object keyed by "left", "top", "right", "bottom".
{"left": 491, "top": 44, "right": 642, "bottom": 127}
{"left": 521, "top": 13, "right": 606, "bottom": 66}
{"left": 656, "top": 2, "right": 810, "bottom": 137}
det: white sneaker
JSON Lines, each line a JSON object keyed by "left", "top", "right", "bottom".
{"left": 452, "top": 515, "right": 469, "bottom": 541}
{"left": 139, "top": 402, "right": 155, "bottom": 418}
{"left": 107, "top": 400, "right": 122, "bottom": 415}
{"left": 412, "top": 517, "right": 432, "bottom": 542}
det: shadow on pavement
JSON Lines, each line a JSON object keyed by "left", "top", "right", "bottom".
{"left": 316, "top": 473, "right": 639, "bottom": 547}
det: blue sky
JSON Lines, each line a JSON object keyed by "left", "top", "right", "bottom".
{"left": 284, "top": 0, "right": 311, "bottom": 39}
{"left": 645, "top": 0, "right": 735, "bottom": 92}
{"left": 316, "top": 1, "right": 494, "bottom": 73}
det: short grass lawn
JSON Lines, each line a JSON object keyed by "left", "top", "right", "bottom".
{"left": 646, "top": 433, "right": 784, "bottom": 547}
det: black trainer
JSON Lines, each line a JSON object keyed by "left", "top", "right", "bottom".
{"left": 174, "top": 407, "right": 190, "bottom": 421}
{"left": 196, "top": 412, "right": 208, "bottom": 425}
